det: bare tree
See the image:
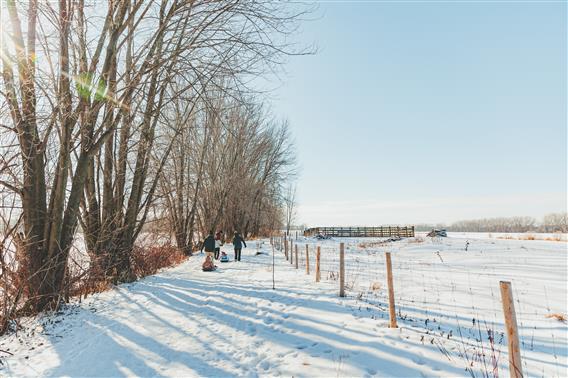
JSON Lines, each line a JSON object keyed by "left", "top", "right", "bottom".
{"left": 542, "top": 212, "right": 567, "bottom": 233}
{"left": 0, "top": 0, "right": 312, "bottom": 313}
{"left": 283, "top": 185, "right": 297, "bottom": 236}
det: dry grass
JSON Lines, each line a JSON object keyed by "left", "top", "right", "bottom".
{"left": 70, "top": 245, "right": 187, "bottom": 300}
{"left": 0, "top": 238, "right": 188, "bottom": 336}
{"left": 545, "top": 313, "right": 567, "bottom": 323}
{"left": 497, "top": 234, "right": 566, "bottom": 242}
{"left": 357, "top": 241, "right": 387, "bottom": 249}
{"left": 370, "top": 281, "right": 382, "bottom": 291}
{"left": 132, "top": 245, "right": 187, "bottom": 278}
{"left": 407, "top": 237, "right": 425, "bottom": 244}
{"left": 545, "top": 236, "right": 565, "bottom": 242}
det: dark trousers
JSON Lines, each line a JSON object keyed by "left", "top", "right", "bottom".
{"left": 234, "top": 248, "right": 242, "bottom": 261}
{"left": 214, "top": 248, "right": 220, "bottom": 259}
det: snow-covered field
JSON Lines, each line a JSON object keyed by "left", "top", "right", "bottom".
{"left": 443, "top": 232, "right": 567, "bottom": 242}
{"left": 0, "top": 234, "right": 566, "bottom": 377}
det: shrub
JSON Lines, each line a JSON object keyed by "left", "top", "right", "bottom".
{"left": 131, "top": 245, "right": 187, "bottom": 278}
{"left": 545, "top": 313, "right": 567, "bottom": 323}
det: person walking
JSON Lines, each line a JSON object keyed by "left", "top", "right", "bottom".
{"left": 232, "top": 231, "right": 247, "bottom": 262}
{"left": 201, "top": 230, "right": 216, "bottom": 258}
{"left": 214, "top": 230, "right": 223, "bottom": 260}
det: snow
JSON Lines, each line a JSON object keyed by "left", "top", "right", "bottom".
{"left": 0, "top": 235, "right": 566, "bottom": 377}
{"left": 443, "top": 232, "right": 567, "bottom": 242}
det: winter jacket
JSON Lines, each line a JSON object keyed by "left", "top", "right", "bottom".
{"left": 201, "top": 235, "right": 216, "bottom": 252}
{"left": 232, "top": 234, "right": 247, "bottom": 249}
{"left": 215, "top": 232, "right": 223, "bottom": 248}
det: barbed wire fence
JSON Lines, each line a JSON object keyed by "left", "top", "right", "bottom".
{"left": 269, "top": 234, "right": 565, "bottom": 378}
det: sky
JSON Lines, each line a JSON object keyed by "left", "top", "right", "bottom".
{"left": 267, "top": 1, "right": 567, "bottom": 226}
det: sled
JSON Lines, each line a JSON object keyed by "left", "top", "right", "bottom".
{"left": 202, "top": 256, "right": 217, "bottom": 271}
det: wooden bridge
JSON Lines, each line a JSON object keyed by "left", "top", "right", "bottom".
{"left": 303, "top": 226, "right": 415, "bottom": 238}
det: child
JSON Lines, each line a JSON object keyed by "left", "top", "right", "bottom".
{"left": 214, "top": 230, "right": 223, "bottom": 259}
{"left": 201, "top": 231, "right": 216, "bottom": 271}
{"left": 202, "top": 255, "right": 216, "bottom": 271}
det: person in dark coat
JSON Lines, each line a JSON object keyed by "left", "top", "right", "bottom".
{"left": 232, "top": 231, "right": 246, "bottom": 262}
{"left": 201, "top": 230, "right": 216, "bottom": 258}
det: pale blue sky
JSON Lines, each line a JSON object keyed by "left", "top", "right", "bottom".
{"left": 269, "top": 1, "right": 567, "bottom": 226}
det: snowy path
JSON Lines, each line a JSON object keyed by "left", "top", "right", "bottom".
{"left": 0, "top": 237, "right": 566, "bottom": 377}
{"left": 0, "top": 241, "right": 466, "bottom": 377}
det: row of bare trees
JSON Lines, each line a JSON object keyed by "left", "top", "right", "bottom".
{"left": 0, "top": 0, "right": 308, "bottom": 324}
{"left": 415, "top": 212, "right": 568, "bottom": 233}
{"left": 159, "top": 94, "right": 296, "bottom": 255}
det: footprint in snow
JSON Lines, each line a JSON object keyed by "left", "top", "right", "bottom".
{"left": 296, "top": 344, "right": 308, "bottom": 350}
{"left": 366, "top": 368, "right": 377, "bottom": 376}
{"left": 246, "top": 325, "right": 257, "bottom": 336}
{"left": 259, "top": 361, "right": 270, "bottom": 371}
{"left": 412, "top": 357, "right": 426, "bottom": 366}
{"left": 276, "top": 352, "right": 289, "bottom": 358}
{"left": 323, "top": 349, "right": 332, "bottom": 354}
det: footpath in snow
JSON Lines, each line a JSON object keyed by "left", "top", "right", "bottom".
{"left": 0, "top": 236, "right": 566, "bottom": 377}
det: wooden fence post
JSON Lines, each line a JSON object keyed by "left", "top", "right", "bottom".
{"left": 295, "top": 244, "right": 299, "bottom": 269}
{"left": 385, "top": 252, "right": 397, "bottom": 328}
{"left": 339, "top": 242, "right": 345, "bottom": 297}
{"left": 305, "top": 244, "right": 310, "bottom": 275}
{"left": 500, "top": 281, "right": 523, "bottom": 378}
{"left": 290, "top": 240, "right": 293, "bottom": 265}
{"left": 316, "top": 246, "right": 321, "bottom": 282}
{"left": 284, "top": 235, "right": 288, "bottom": 259}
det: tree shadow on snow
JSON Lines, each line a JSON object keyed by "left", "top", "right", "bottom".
{"left": 42, "top": 291, "right": 234, "bottom": 377}
{"left": 127, "top": 275, "right": 469, "bottom": 376}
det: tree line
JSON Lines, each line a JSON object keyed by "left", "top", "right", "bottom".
{"left": 415, "top": 212, "right": 567, "bottom": 233}
{"left": 0, "top": 0, "right": 310, "bottom": 327}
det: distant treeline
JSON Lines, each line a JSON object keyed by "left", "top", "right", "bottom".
{"left": 415, "top": 212, "right": 567, "bottom": 233}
